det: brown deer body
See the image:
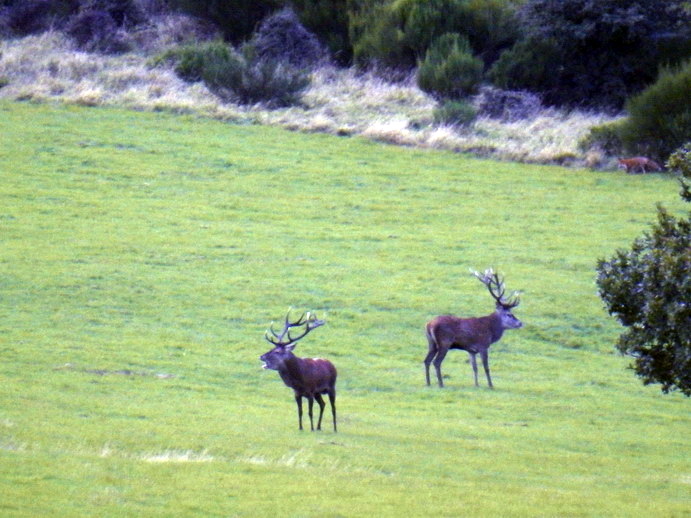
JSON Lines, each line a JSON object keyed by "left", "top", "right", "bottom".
{"left": 424, "top": 269, "right": 522, "bottom": 388}
{"left": 260, "top": 311, "right": 337, "bottom": 432}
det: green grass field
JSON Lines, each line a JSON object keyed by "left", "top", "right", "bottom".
{"left": 1, "top": 101, "right": 688, "bottom": 517}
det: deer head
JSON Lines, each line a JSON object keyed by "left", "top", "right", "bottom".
{"left": 473, "top": 268, "right": 522, "bottom": 329}
{"left": 260, "top": 309, "right": 325, "bottom": 370}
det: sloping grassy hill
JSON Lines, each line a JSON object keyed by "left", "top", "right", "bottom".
{"left": 0, "top": 101, "right": 688, "bottom": 517}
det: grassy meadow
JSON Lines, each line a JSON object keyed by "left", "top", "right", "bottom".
{"left": 0, "top": 101, "right": 689, "bottom": 517}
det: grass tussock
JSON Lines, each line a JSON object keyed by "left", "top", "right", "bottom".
{"left": 0, "top": 31, "right": 618, "bottom": 166}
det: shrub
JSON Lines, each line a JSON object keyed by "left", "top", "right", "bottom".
{"left": 85, "top": 0, "right": 143, "bottom": 26}
{"left": 158, "top": 41, "right": 311, "bottom": 108}
{"left": 3, "top": 0, "right": 77, "bottom": 35}
{"left": 169, "top": 0, "right": 283, "bottom": 44}
{"left": 433, "top": 99, "right": 477, "bottom": 126}
{"left": 417, "top": 33, "right": 483, "bottom": 100}
{"left": 291, "top": 0, "right": 350, "bottom": 65}
{"left": 66, "top": 8, "right": 131, "bottom": 54}
{"left": 474, "top": 85, "right": 541, "bottom": 121}
{"left": 578, "top": 120, "right": 626, "bottom": 157}
{"left": 221, "top": 58, "right": 311, "bottom": 107}
{"left": 619, "top": 61, "right": 691, "bottom": 162}
{"left": 490, "top": 0, "right": 691, "bottom": 110}
{"left": 249, "top": 7, "right": 326, "bottom": 69}
{"left": 667, "top": 142, "right": 691, "bottom": 178}
{"left": 351, "top": 0, "right": 520, "bottom": 70}
{"left": 596, "top": 177, "right": 691, "bottom": 395}
{"left": 667, "top": 142, "right": 691, "bottom": 200}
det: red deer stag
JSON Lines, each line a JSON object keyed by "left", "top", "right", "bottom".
{"left": 424, "top": 269, "right": 522, "bottom": 388}
{"left": 260, "top": 310, "right": 337, "bottom": 432}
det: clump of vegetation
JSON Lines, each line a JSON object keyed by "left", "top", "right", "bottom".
{"left": 668, "top": 141, "right": 691, "bottom": 199}
{"left": 597, "top": 142, "right": 691, "bottom": 395}
{"left": 433, "top": 99, "right": 477, "bottom": 126}
{"left": 417, "top": 33, "right": 483, "bottom": 100}
{"left": 619, "top": 61, "right": 691, "bottom": 162}
{"left": 66, "top": 8, "right": 131, "bottom": 54}
{"left": 155, "top": 40, "right": 310, "bottom": 108}
{"left": 291, "top": 0, "right": 350, "bottom": 65}
{"left": 248, "top": 7, "right": 326, "bottom": 69}
{"left": 474, "top": 86, "right": 542, "bottom": 121}
{"left": 489, "top": 0, "right": 691, "bottom": 110}
{"left": 169, "top": 0, "right": 282, "bottom": 44}
{"left": 351, "top": 0, "right": 520, "bottom": 70}
{"left": 579, "top": 120, "right": 626, "bottom": 157}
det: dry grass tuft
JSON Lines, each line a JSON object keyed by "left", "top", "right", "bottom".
{"left": 0, "top": 32, "right": 621, "bottom": 166}
{"left": 139, "top": 450, "right": 215, "bottom": 463}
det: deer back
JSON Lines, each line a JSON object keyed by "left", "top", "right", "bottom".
{"left": 428, "top": 313, "right": 506, "bottom": 350}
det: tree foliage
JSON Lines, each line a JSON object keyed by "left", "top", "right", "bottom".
{"left": 350, "top": 0, "right": 520, "bottom": 69}
{"left": 619, "top": 61, "right": 691, "bottom": 162}
{"left": 596, "top": 144, "right": 691, "bottom": 395}
{"left": 169, "top": 0, "right": 283, "bottom": 44}
{"left": 489, "top": 0, "right": 691, "bottom": 109}
{"left": 417, "top": 33, "right": 483, "bottom": 100}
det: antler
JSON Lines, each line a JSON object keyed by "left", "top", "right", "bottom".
{"left": 265, "top": 308, "right": 325, "bottom": 347}
{"left": 472, "top": 268, "right": 520, "bottom": 309}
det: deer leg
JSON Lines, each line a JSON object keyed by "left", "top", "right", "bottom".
{"left": 328, "top": 389, "right": 337, "bottom": 432}
{"left": 480, "top": 349, "right": 493, "bottom": 388}
{"left": 424, "top": 348, "right": 437, "bottom": 386}
{"left": 295, "top": 395, "right": 304, "bottom": 431}
{"left": 432, "top": 348, "right": 448, "bottom": 388}
{"left": 315, "top": 393, "right": 326, "bottom": 431}
{"left": 469, "top": 352, "right": 479, "bottom": 387}
{"left": 307, "top": 395, "right": 315, "bottom": 431}
{"left": 424, "top": 329, "right": 438, "bottom": 386}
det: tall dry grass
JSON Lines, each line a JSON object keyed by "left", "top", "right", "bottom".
{"left": 0, "top": 31, "right": 619, "bottom": 166}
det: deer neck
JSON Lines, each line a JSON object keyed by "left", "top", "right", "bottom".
{"left": 277, "top": 354, "right": 307, "bottom": 387}
{"left": 488, "top": 312, "right": 506, "bottom": 342}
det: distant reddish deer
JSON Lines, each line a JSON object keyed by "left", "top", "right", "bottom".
{"left": 424, "top": 269, "right": 522, "bottom": 388}
{"left": 260, "top": 310, "right": 337, "bottom": 432}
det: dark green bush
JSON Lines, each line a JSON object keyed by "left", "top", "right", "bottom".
{"left": 667, "top": 142, "right": 691, "bottom": 200}
{"left": 578, "top": 120, "right": 626, "bottom": 156}
{"left": 153, "top": 41, "right": 231, "bottom": 82}
{"left": 597, "top": 178, "right": 691, "bottom": 395}
{"left": 292, "top": 0, "right": 350, "bottom": 64}
{"left": 170, "top": 0, "right": 283, "bottom": 44}
{"left": 619, "top": 61, "right": 691, "bottom": 162}
{"left": 490, "top": 0, "right": 691, "bottom": 109}
{"left": 222, "top": 59, "right": 311, "bottom": 107}
{"left": 417, "top": 33, "right": 483, "bottom": 100}
{"left": 667, "top": 142, "right": 691, "bottom": 178}
{"left": 157, "top": 41, "right": 310, "bottom": 108}
{"left": 433, "top": 99, "right": 478, "bottom": 126}
{"left": 351, "top": 0, "right": 520, "bottom": 70}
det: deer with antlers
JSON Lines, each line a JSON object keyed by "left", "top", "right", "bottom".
{"left": 424, "top": 269, "right": 522, "bottom": 388}
{"left": 260, "top": 310, "right": 337, "bottom": 432}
